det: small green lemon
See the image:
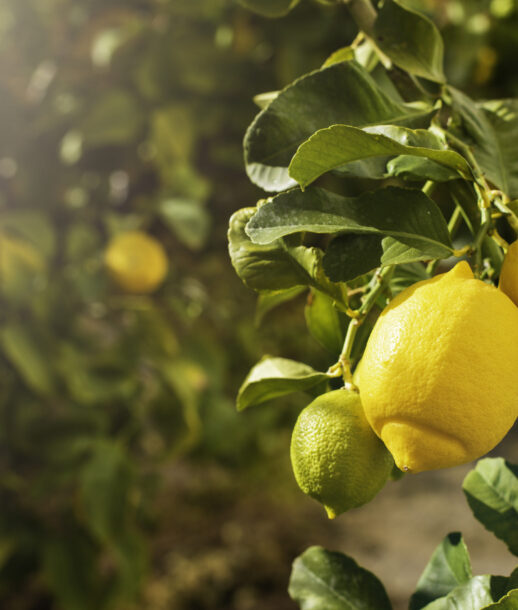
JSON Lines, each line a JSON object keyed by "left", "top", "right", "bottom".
{"left": 358, "top": 261, "right": 518, "bottom": 474}
{"left": 290, "top": 389, "right": 394, "bottom": 518}
{"left": 499, "top": 240, "right": 518, "bottom": 307}
{"left": 105, "top": 230, "right": 169, "bottom": 294}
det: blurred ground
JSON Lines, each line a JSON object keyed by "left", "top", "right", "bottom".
{"left": 141, "top": 429, "right": 518, "bottom": 610}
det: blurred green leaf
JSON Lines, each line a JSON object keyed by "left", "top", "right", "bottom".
{"left": 159, "top": 198, "right": 210, "bottom": 250}
{"left": 288, "top": 546, "right": 392, "bottom": 610}
{"left": 43, "top": 532, "right": 99, "bottom": 610}
{"left": 238, "top": 0, "right": 300, "bottom": 17}
{"left": 237, "top": 357, "right": 329, "bottom": 411}
{"left": 410, "top": 533, "right": 472, "bottom": 610}
{"left": 1, "top": 324, "right": 54, "bottom": 396}
{"left": 0, "top": 211, "right": 55, "bottom": 259}
{"left": 462, "top": 458, "right": 518, "bottom": 557}
{"left": 374, "top": 0, "right": 445, "bottom": 82}
{"left": 80, "top": 441, "right": 132, "bottom": 544}
{"left": 0, "top": 234, "right": 46, "bottom": 303}
{"left": 81, "top": 90, "right": 143, "bottom": 148}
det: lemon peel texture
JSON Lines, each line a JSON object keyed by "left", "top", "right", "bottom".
{"left": 105, "top": 230, "right": 169, "bottom": 294}
{"left": 290, "top": 389, "right": 394, "bottom": 518}
{"left": 358, "top": 261, "right": 518, "bottom": 474}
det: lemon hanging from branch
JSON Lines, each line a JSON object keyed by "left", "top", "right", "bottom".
{"left": 357, "top": 261, "right": 518, "bottom": 474}
{"left": 290, "top": 389, "right": 394, "bottom": 518}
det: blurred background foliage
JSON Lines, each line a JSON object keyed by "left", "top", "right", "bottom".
{"left": 0, "top": 0, "right": 517, "bottom": 609}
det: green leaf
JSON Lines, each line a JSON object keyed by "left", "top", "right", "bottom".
{"left": 80, "top": 441, "right": 132, "bottom": 543}
{"left": 1, "top": 324, "right": 55, "bottom": 395}
{"left": 387, "top": 155, "right": 461, "bottom": 182}
{"left": 480, "top": 99, "right": 518, "bottom": 198}
{"left": 246, "top": 186, "right": 453, "bottom": 261}
{"left": 255, "top": 287, "right": 306, "bottom": 326}
{"left": 421, "top": 575, "right": 496, "bottom": 609}
{"left": 410, "top": 533, "right": 472, "bottom": 610}
{"left": 323, "top": 234, "right": 383, "bottom": 282}
{"left": 374, "top": 0, "right": 445, "bottom": 83}
{"left": 238, "top": 0, "right": 300, "bottom": 18}
{"left": 304, "top": 289, "right": 346, "bottom": 355}
{"left": 450, "top": 91, "right": 518, "bottom": 199}
{"left": 81, "top": 89, "right": 143, "bottom": 148}
{"left": 245, "top": 61, "right": 434, "bottom": 191}
{"left": 43, "top": 531, "right": 99, "bottom": 610}
{"left": 229, "top": 207, "right": 345, "bottom": 305}
{"left": 483, "top": 589, "right": 518, "bottom": 609}
{"left": 228, "top": 207, "right": 319, "bottom": 291}
{"left": 0, "top": 210, "right": 55, "bottom": 259}
{"left": 462, "top": 457, "right": 518, "bottom": 556}
{"left": 159, "top": 198, "right": 210, "bottom": 250}
{"left": 322, "top": 46, "right": 356, "bottom": 68}
{"left": 289, "top": 125, "right": 470, "bottom": 188}
{"left": 288, "top": 546, "right": 392, "bottom": 610}
{"left": 389, "top": 262, "right": 429, "bottom": 296}
{"left": 237, "top": 357, "right": 329, "bottom": 411}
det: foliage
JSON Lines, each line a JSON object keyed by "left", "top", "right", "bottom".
{"left": 230, "top": 0, "right": 518, "bottom": 608}
{"left": 0, "top": 0, "right": 351, "bottom": 607}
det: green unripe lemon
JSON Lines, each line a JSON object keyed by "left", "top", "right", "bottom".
{"left": 290, "top": 389, "right": 394, "bottom": 519}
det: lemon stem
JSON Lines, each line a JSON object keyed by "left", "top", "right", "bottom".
{"left": 448, "top": 205, "right": 463, "bottom": 237}
{"left": 337, "top": 265, "right": 395, "bottom": 386}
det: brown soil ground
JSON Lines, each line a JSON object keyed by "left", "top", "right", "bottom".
{"left": 143, "top": 430, "right": 518, "bottom": 610}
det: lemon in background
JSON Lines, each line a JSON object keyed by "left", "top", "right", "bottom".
{"left": 105, "top": 230, "right": 169, "bottom": 294}
{"left": 358, "top": 261, "right": 518, "bottom": 474}
{"left": 290, "top": 389, "right": 394, "bottom": 518}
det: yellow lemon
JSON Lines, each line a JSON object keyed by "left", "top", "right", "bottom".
{"left": 105, "top": 231, "right": 168, "bottom": 294}
{"left": 357, "top": 261, "right": 518, "bottom": 474}
{"left": 499, "top": 240, "right": 518, "bottom": 307}
{"left": 290, "top": 389, "right": 394, "bottom": 518}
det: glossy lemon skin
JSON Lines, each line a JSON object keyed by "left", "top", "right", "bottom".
{"left": 290, "top": 389, "right": 394, "bottom": 518}
{"left": 105, "top": 231, "right": 168, "bottom": 294}
{"left": 358, "top": 261, "right": 518, "bottom": 474}
{"left": 499, "top": 240, "right": 518, "bottom": 307}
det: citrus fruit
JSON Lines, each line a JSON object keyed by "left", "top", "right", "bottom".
{"left": 499, "top": 240, "right": 518, "bottom": 307}
{"left": 105, "top": 230, "right": 168, "bottom": 294}
{"left": 290, "top": 389, "right": 394, "bottom": 518}
{"left": 357, "top": 261, "right": 518, "bottom": 474}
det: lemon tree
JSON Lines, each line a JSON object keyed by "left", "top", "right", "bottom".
{"left": 230, "top": 0, "right": 518, "bottom": 607}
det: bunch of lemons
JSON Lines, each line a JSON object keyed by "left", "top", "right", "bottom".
{"left": 291, "top": 244, "right": 518, "bottom": 518}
